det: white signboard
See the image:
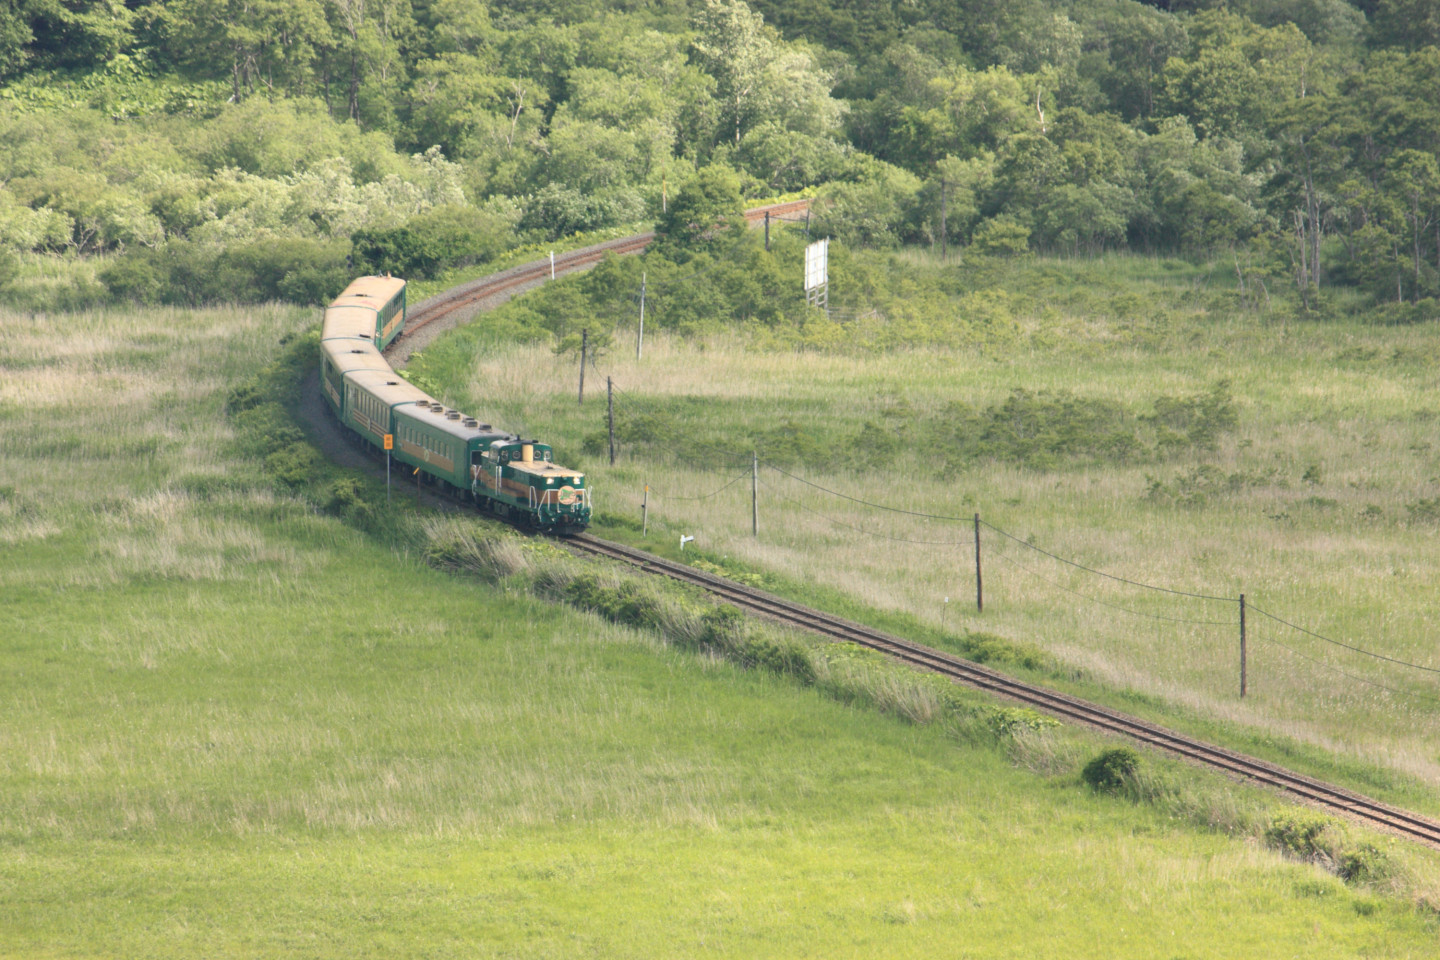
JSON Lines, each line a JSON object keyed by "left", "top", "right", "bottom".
{"left": 804, "top": 238, "right": 829, "bottom": 292}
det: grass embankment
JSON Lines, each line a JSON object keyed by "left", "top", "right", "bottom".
{"left": 3, "top": 295, "right": 1440, "bottom": 956}
{"left": 410, "top": 251, "right": 1440, "bottom": 811}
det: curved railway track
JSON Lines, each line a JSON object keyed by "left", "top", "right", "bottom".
{"left": 569, "top": 533, "right": 1440, "bottom": 850}
{"left": 394, "top": 199, "right": 814, "bottom": 345}
{"left": 338, "top": 194, "right": 1440, "bottom": 850}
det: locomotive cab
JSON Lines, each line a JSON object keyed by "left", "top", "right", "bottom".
{"left": 486, "top": 439, "right": 590, "bottom": 531}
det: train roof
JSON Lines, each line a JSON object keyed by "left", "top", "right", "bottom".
{"left": 507, "top": 459, "right": 584, "bottom": 482}
{"left": 322, "top": 338, "right": 388, "bottom": 374}
{"left": 345, "top": 368, "right": 433, "bottom": 409}
{"left": 397, "top": 397, "right": 515, "bottom": 445}
{"left": 335, "top": 275, "right": 406, "bottom": 310}
{"left": 322, "top": 304, "right": 382, "bottom": 340}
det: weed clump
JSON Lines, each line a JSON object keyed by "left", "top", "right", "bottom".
{"left": 1263, "top": 811, "right": 1393, "bottom": 885}
{"left": 1082, "top": 747, "right": 1142, "bottom": 792}
{"left": 423, "top": 519, "right": 530, "bottom": 582}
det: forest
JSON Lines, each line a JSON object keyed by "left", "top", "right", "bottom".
{"left": 0, "top": 0, "right": 1436, "bottom": 317}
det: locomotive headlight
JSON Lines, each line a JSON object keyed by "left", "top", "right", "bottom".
{"left": 547, "top": 477, "right": 554, "bottom": 485}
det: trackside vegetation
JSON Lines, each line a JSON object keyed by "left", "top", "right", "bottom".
{"left": 5, "top": 295, "right": 1440, "bottom": 954}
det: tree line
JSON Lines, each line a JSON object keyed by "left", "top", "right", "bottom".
{"left": 0, "top": 0, "right": 1435, "bottom": 311}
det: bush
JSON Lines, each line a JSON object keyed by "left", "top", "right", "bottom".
{"left": 520, "top": 184, "right": 644, "bottom": 242}
{"left": 103, "top": 238, "right": 350, "bottom": 305}
{"left": 264, "top": 442, "right": 326, "bottom": 488}
{"left": 1082, "top": 747, "right": 1141, "bottom": 792}
{"left": 971, "top": 216, "right": 1031, "bottom": 256}
{"left": 1264, "top": 811, "right": 1334, "bottom": 859}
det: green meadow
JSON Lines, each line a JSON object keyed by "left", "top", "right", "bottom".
{"left": 419, "top": 251, "right": 1440, "bottom": 809}
{"left": 5, "top": 271, "right": 1440, "bottom": 956}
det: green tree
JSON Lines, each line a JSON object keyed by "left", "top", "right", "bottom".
{"left": 1373, "top": 0, "right": 1440, "bottom": 51}
{"left": 653, "top": 164, "right": 744, "bottom": 255}
{"left": 691, "top": 0, "right": 842, "bottom": 149}
{"left": 1384, "top": 150, "right": 1440, "bottom": 301}
{"left": 159, "top": 0, "right": 330, "bottom": 102}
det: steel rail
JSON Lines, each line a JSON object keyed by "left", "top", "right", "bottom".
{"left": 334, "top": 195, "right": 1440, "bottom": 849}
{"left": 568, "top": 532, "right": 1440, "bottom": 849}
{"left": 396, "top": 199, "right": 813, "bottom": 341}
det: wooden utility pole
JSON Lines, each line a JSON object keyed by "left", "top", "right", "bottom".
{"left": 642, "top": 483, "right": 649, "bottom": 538}
{"left": 637, "top": 272, "right": 646, "bottom": 361}
{"left": 764, "top": 211, "right": 770, "bottom": 251}
{"left": 940, "top": 179, "right": 949, "bottom": 261}
{"left": 607, "top": 376, "right": 615, "bottom": 465}
{"left": 974, "top": 512, "right": 983, "bottom": 612}
{"left": 751, "top": 451, "right": 759, "bottom": 537}
{"left": 578, "top": 328, "right": 587, "bottom": 404}
{"left": 1239, "top": 594, "right": 1248, "bottom": 698}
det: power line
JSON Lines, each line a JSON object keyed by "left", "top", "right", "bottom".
{"left": 601, "top": 380, "right": 1440, "bottom": 690}
{"left": 649, "top": 471, "right": 750, "bottom": 502}
{"left": 607, "top": 383, "right": 753, "bottom": 468}
{"left": 1253, "top": 632, "right": 1440, "bottom": 706}
{"left": 763, "top": 462, "right": 977, "bottom": 523}
{"left": 760, "top": 478, "right": 976, "bottom": 545}
{"left": 1248, "top": 602, "right": 1440, "bottom": 675}
{"left": 979, "top": 519, "right": 1233, "bottom": 602}
{"left": 991, "top": 550, "right": 1235, "bottom": 626}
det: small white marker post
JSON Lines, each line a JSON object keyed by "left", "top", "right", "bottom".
{"left": 680, "top": 534, "right": 694, "bottom": 551}
{"left": 550, "top": 251, "right": 556, "bottom": 279}
{"left": 942, "top": 596, "right": 949, "bottom": 631}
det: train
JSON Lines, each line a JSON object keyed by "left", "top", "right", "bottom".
{"left": 318, "top": 275, "right": 592, "bottom": 532}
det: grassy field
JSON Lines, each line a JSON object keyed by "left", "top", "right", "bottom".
{"left": 5, "top": 292, "right": 1440, "bottom": 956}
{"left": 414, "top": 251, "right": 1440, "bottom": 806}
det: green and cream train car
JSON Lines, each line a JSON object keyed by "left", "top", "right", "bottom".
{"left": 319, "top": 276, "right": 591, "bottom": 532}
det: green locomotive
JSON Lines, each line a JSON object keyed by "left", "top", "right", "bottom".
{"left": 319, "top": 276, "right": 591, "bottom": 532}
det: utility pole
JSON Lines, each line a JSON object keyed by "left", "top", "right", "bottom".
{"left": 805, "top": 209, "right": 811, "bottom": 241}
{"left": 607, "top": 376, "right": 615, "bottom": 465}
{"left": 1239, "top": 594, "right": 1248, "bottom": 698}
{"left": 974, "top": 513, "right": 983, "bottom": 612}
{"left": 636, "top": 272, "right": 646, "bottom": 361}
{"left": 940, "top": 179, "right": 949, "bottom": 262}
{"left": 751, "top": 451, "right": 759, "bottom": 537}
{"left": 550, "top": 250, "right": 555, "bottom": 279}
{"left": 578, "top": 328, "right": 587, "bottom": 405}
{"left": 642, "top": 483, "right": 649, "bottom": 538}
{"left": 764, "top": 211, "right": 770, "bottom": 251}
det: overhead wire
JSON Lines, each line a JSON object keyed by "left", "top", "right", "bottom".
{"left": 598, "top": 378, "right": 1440, "bottom": 689}
{"left": 1248, "top": 602, "right": 1440, "bottom": 675}
{"left": 979, "top": 519, "right": 1233, "bottom": 602}
{"left": 649, "top": 471, "right": 750, "bottom": 502}
{"left": 990, "top": 550, "right": 1236, "bottom": 626}
{"left": 759, "top": 477, "right": 976, "bottom": 545}
{"left": 763, "top": 462, "right": 977, "bottom": 523}
{"left": 1251, "top": 632, "right": 1440, "bottom": 706}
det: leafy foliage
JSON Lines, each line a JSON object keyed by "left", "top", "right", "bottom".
{"left": 1082, "top": 747, "right": 1142, "bottom": 792}
{"left": 0, "top": 0, "right": 1433, "bottom": 312}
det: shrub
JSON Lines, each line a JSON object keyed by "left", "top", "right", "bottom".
{"left": 264, "top": 442, "right": 326, "bottom": 488}
{"left": 971, "top": 216, "right": 1031, "bottom": 256}
{"left": 1264, "top": 811, "right": 1334, "bottom": 859}
{"left": 1082, "top": 747, "right": 1141, "bottom": 792}
{"left": 1338, "top": 844, "right": 1390, "bottom": 884}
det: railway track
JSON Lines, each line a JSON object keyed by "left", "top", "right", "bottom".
{"left": 359, "top": 193, "right": 1440, "bottom": 850}
{"left": 569, "top": 532, "right": 1440, "bottom": 850}
{"left": 394, "top": 199, "right": 813, "bottom": 344}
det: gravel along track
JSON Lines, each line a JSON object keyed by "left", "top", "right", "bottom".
{"left": 569, "top": 532, "right": 1440, "bottom": 850}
